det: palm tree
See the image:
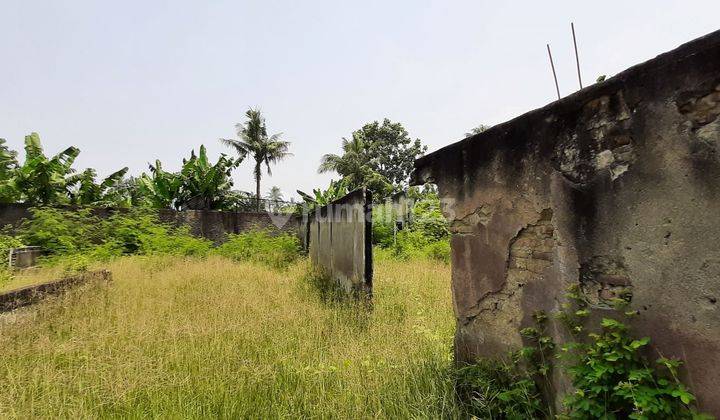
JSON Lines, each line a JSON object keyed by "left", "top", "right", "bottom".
{"left": 318, "top": 137, "right": 391, "bottom": 194}
{"left": 267, "top": 185, "right": 283, "bottom": 212}
{"left": 221, "top": 108, "right": 292, "bottom": 211}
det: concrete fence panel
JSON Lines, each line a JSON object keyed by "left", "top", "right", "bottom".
{"left": 307, "top": 189, "right": 372, "bottom": 295}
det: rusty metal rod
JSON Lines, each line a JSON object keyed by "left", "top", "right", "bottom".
{"left": 547, "top": 43, "right": 561, "bottom": 100}
{"left": 572, "top": 22, "right": 583, "bottom": 89}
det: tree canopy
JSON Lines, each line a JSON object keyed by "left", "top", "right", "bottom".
{"left": 221, "top": 108, "right": 292, "bottom": 211}
{"left": 319, "top": 119, "right": 426, "bottom": 199}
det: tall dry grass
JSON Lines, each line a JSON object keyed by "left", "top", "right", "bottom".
{"left": 0, "top": 256, "right": 458, "bottom": 418}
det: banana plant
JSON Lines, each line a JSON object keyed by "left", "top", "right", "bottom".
{"left": 176, "top": 145, "right": 241, "bottom": 210}
{"left": 11, "top": 133, "right": 80, "bottom": 205}
{"left": 0, "top": 138, "right": 19, "bottom": 203}
{"left": 137, "top": 160, "right": 182, "bottom": 209}
{"left": 67, "top": 167, "right": 129, "bottom": 206}
{"left": 296, "top": 178, "right": 350, "bottom": 209}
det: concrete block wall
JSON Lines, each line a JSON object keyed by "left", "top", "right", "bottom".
{"left": 412, "top": 30, "right": 720, "bottom": 414}
{"left": 0, "top": 203, "right": 302, "bottom": 244}
{"left": 307, "top": 189, "right": 372, "bottom": 295}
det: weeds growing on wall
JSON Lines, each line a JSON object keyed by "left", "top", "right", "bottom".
{"left": 555, "top": 285, "right": 710, "bottom": 419}
{"left": 456, "top": 287, "right": 711, "bottom": 420}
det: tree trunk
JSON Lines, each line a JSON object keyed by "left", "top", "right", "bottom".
{"left": 255, "top": 161, "right": 261, "bottom": 212}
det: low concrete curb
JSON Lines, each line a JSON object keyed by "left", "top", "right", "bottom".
{"left": 0, "top": 270, "right": 112, "bottom": 312}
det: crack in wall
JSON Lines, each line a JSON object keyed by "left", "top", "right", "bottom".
{"left": 450, "top": 205, "right": 493, "bottom": 234}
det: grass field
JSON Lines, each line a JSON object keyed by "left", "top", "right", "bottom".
{"left": 0, "top": 256, "right": 459, "bottom": 418}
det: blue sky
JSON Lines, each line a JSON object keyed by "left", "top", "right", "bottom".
{"left": 2, "top": 0, "right": 718, "bottom": 200}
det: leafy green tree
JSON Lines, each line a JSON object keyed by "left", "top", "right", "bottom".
{"left": 221, "top": 108, "right": 292, "bottom": 212}
{"left": 176, "top": 145, "right": 241, "bottom": 210}
{"left": 351, "top": 119, "right": 426, "bottom": 187}
{"left": 11, "top": 133, "right": 80, "bottom": 205}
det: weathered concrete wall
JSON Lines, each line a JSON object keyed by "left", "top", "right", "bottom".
{"left": 0, "top": 203, "right": 302, "bottom": 244}
{"left": 308, "top": 189, "right": 372, "bottom": 295}
{"left": 157, "top": 209, "right": 302, "bottom": 244}
{"left": 412, "top": 30, "right": 720, "bottom": 414}
{"left": 8, "top": 246, "right": 43, "bottom": 269}
{"left": 0, "top": 270, "right": 112, "bottom": 312}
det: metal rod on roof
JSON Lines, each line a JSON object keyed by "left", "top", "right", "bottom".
{"left": 547, "top": 43, "right": 561, "bottom": 100}
{"left": 571, "top": 22, "right": 583, "bottom": 89}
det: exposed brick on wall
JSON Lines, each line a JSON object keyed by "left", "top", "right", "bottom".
{"left": 412, "top": 30, "right": 720, "bottom": 414}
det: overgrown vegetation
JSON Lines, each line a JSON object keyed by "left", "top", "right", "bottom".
{"left": 4, "top": 207, "right": 300, "bottom": 275}
{"left": 0, "top": 125, "right": 294, "bottom": 212}
{"left": 0, "top": 256, "right": 457, "bottom": 418}
{"left": 373, "top": 188, "right": 450, "bottom": 263}
{"left": 216, "top": 230, "right": 300, "bottom": 270}
{"left": 455, "top": 358, "right": 546, "bottom": 419}
{"left": 455, "top": 287, "right": 711, "bottom": 419}
{"left": 556, "top": 286, "right": 709, "bottom": 419}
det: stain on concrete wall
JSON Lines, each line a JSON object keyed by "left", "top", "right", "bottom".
{"left": 0, "top": 204, "right": 302, "bottom": 244}
{"left": 412, "top": 30, "right": 720, "bottom": 414}
{"left": 308, "top": 189, "right": 372, "bottom": 296}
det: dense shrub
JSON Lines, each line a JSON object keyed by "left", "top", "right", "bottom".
{"left": 215, "top": 230, "right": 300, "bottom": 269}
{"left": 424, "top": 239, "right": 450, "bottom": 263}
{"left": 375, "top": 230, "right": 450, "bottom": 264}
{"left": 17, "top": 207, "right": 212, "bottom": 264}
{"left": 0, "top": 230, "right": 24, "bottom": 257}
{"left": 372, "top": 191, "right": 450, "bottom": 263}
{"left": 410, "top": 195, "right": 449, "bottom": 241}
{"left": 101, "top": 209, "right": 212, "bottom": 257}
{"left": 19, "top": 207, "right": 101, "bottom": 254}
{"left": 371, "top": 217, "right": 394, "bottom": 248}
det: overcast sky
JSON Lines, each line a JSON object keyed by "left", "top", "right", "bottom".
{"left": 2, "top": 1, "right": 718, "bottom": 200}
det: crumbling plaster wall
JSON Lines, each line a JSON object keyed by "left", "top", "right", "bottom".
{"left": 412, "top": 30, "right": 720, "bottom": 413}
